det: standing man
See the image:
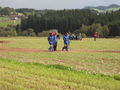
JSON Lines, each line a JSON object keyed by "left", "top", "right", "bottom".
{"left": 93, "top": 32, "right": 98, "bottom": 41}
{"left": 79, "top": 33, "right": 82, "bottom": 40}
{"left": 53, "top": 32, "right": 60, "bottom": 51}
{"left": 48, "top": 32, "right": 55, "bottom": 51}
{"left": 62, "top": 32, "right": 70, "bottom": 51}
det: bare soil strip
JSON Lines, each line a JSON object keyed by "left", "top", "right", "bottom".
{"left": 0, "top": 47, "right": 120, "bottom": 53}
{"left": 71, "top": 49, "right": 120, "bottom": 53}
{"left": 0, "top": 41, "right": 11, "bottom": 43}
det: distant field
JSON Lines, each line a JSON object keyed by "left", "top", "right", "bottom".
{"left": 0, "top": 37, "right": 120, "bottom": 89}
{"left": 91, "top": 8, "right": 120, "bottom": 12}
{"left": 0, "top": 16, "right": 20, "bottom": 27}
{"left": 106, "top": 8, "right": 120, "bottom": 11}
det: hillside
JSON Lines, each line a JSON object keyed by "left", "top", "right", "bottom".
{"left": 0, "top": 58, "right": 120, "bottom": 90}
{"left": 84, "top": 4, "right": 120, "bottom": 12}
{"left": 0, "top": 16, "right": 20, "bottom": 27}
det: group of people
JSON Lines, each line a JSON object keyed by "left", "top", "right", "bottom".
{"left": 48, "top": 32, "right": 70, "bottom": 51}
{"left": 48, "top": 31, "right": 99, "bottom": 52}
{"left": 70, "top": 33, "right": 82, "bottom": 40}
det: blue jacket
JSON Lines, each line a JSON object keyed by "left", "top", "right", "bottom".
{"left": 54, "top": 35, "right": 58, "bottom": 42}
{"left": 63, "top": 35, "right": 70, "bottom": 45}
{"left": 48, "top": 35, "right": 55, "bottom": 45}
{"left": 54, "top": 35, "right": 60, "bottom": 42}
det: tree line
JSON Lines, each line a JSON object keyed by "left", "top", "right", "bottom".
{"left": 0, "top": 7, "right": 16, "bottom": 15}
{"left": 0, "top": 6, "right": 120, "bottom": 37}
{"left": 20, "top": 9, "right": 120, "bottom": 37}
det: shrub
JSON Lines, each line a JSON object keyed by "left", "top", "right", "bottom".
{"left": 81, "top": 33, "right": 87, "bottom": 38}
{"left": 22, "top": 28, "right": 36, "bottom": 36}
{"left": 38, "top": 31, "right": 50, "bottom": 37}
{"left": 80, "top": 24, "right": 110, "bottom": 37}
{"left": 0, "top": 26, "right": 17, "bottom": 37}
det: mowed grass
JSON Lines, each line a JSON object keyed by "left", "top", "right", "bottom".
{"left": 0, "top": 37, "right": 120, "bottom": 50}
{"left": 0, "top": 37, "right": 120, "bottom": 75}
{"left": 0, "top": 37, "right": 120, "bottom": 89}
{"left": 0, "top": 58, "right": 120, "bottom": 90}
{"left": 0, "top": 16, "right": 20, "bottom": 27}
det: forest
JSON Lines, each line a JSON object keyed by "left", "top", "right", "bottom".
{"left": 0, "top": 7, "right": 120, "bottom": 37}
{"left": 20, "top": 9, "right": 120, "bottom": 37}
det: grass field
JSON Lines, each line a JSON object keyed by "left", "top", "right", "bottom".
{"left": 0, "top": 16, "right": 20, "bottom": 27}
{"left": 91, "top": 8, "right": 120, "bottom": 13}
{"left": 0, "top": 37, "right": 120, "bottom": 89}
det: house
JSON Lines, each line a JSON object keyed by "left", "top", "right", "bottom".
{"left": 10, "top": 15, "right": 24, "bottom": 20}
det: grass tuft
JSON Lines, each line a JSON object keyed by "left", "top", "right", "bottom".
{"left": 46, "top": 64, "right": 74, "bottom": 71}
{"left": 114, "top": 75, "right": 120, "bottom": 81}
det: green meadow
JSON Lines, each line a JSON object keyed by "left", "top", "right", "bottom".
{"left": 0, "top": 37, "right": 120, "bottom": 89}
{"left": 0, "top": 16, "right": 20, "bottom": 27}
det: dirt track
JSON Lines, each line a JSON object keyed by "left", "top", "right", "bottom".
{"left": 0, "top": 41, "right": 11, "bottom": 43}
{"left": 0, "top": 41, "right": 120, "bottom": 53}
{"left": 0, "top": 47, "right": 120, "bottom": 53}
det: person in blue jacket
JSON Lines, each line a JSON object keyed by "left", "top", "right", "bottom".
{"left": 62, "top": 32, "right": 70, "bottom": 51}
{"left": 48, "top": 32, "right": 55, "bottom": 51}
{"left": 53, "top": 32, "right": 60, "bottom": 51}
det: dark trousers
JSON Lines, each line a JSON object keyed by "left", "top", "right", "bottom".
{"left": 94, "top": 37, "right": 96, "bottom": 41}
{"left": 53, "top": 42, "right": 57, "bottom": 51}
{"left": 62, "top": 44, "right": 69, "bottom": 51}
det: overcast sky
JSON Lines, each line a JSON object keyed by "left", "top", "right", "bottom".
{"left": 0, "top": 0, "right": 120, "bottom": 9}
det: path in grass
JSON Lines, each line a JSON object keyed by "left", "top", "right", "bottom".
{"left": 0, "top": 40, "right": 120, "bottom": 53}
{"left": 0, "top": 41, "right": 12, "bottom": 44}
{"left": 0, "top": 39, "right": 120, "bottom": 75}
{"left": 0, "top": 46, "right": 120, "bottom": 53}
